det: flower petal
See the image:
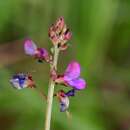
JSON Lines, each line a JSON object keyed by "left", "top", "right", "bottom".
{"left": 36, "top": 48, "right": 49, "bottom": 58}
{"left": 24, "top": 39, "right": 37, "bottom": 56}
{"left": 10, "top": 79, "right": 21, "bottom": 89}
{"left": 64, "top": 61, "right": 80, "bottom": 81}
{"left": 60, "top": 96, "right": 69, "bottom": 112}
{"left": 10, "top": 74, "right": 28, "bottom": 89}
{"left": 65, "top": 89, "right": 75, "bottom": 97}
{"left": 67, "top": 78, "right": 86, "bottom": 90}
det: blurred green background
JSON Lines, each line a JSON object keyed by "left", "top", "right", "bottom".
{"left": 0, "top": 0, "right": 130, "bottom": 130}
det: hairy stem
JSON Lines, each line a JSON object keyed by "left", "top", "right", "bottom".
{"left": 44, "top": 45, "right": 59, "bottom": 130}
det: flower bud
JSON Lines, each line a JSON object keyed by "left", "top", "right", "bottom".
{"left": 48, "top": 17, "right": 72, "bottom": 50}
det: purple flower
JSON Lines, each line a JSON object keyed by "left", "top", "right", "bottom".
{"left": 48, "top": 17, "right": 72, "bottom": 50}
{"left": 56, "top": 89, "right": 75, "bottom": 112}
{"left": 24, "top": 39, "right": 51, "bottom": 63}
{"left": 55, "top": 61, "right": 86, "bottom": 90}
{"left": 10, "top": 73, "right": 35, "bottom": 89}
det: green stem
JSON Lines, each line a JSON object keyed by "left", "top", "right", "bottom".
{"left": 44, "top": 45, "right": 59, "bottom": 130}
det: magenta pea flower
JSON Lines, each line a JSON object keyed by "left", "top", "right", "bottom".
{"left": 48, "top": 17, "right": 72, "bottom": 50}
{"left": 24, "top": 39, "right": 51, "bottom": 63}
{"left": 10, "top": 73, "right": 35, "bottom": 89}
{"left": 55, "top": 61, "right": 86, "bottom": 90}
{"left": 55, "top": 89, "right": 75, "bottom": 112}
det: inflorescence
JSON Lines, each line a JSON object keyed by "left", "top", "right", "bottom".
{"left": 10, "top": 17, "right": 87, "bottom": 113}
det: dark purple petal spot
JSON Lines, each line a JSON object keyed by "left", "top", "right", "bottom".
{"left": 65, "top": 89, "right": 76, "bottom": 97}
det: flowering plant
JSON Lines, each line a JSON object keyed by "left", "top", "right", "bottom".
{"left": 10, "top": 17, "right": 87, "bottom": 130}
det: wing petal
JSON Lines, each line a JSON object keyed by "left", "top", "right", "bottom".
{"left": 67, "top": 78, "right": 86, "bottom": 90}
{"left": 60, "top": 96, "right": 69, "bottom": 112}
{"left": 65, "top": 89, "right": 75, "bottom": 97}
{"left": 24, "top": 39, "right": 37, "bottom": 55}
{"left": 10, "top": 79, "right": 21, "bottom": 89}
{"left": 64, "top": 61, "right": 80, "bottom": 81}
